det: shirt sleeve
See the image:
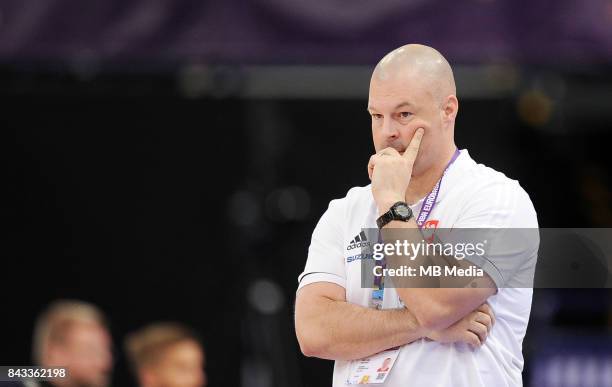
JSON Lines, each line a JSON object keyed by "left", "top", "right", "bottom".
{"left": 298, "top": 198, "right": 347, "bottom": 291}
{"left": 452, "top": 180, "right": 539, "bottom": 288}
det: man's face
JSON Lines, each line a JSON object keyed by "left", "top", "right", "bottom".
{"left": 49, "top": 322, "right": 113, "bottom": 387}
{"left": 368, "top": 71, "right": 450, "bottom": 176}
{"left": 147, "top": 340, "right": 206, "bottom": 387}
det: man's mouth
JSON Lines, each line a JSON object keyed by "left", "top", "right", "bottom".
{"left": 387, "top": 144, "right": 406, "bottom": 154}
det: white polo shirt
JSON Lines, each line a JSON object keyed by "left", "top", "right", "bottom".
{"left": 298, "top": 149, "right": 539, "bottom": 387}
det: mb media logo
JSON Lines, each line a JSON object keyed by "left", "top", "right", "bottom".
{"left": 347, "top": 231, "right": 371, "bottom": 250}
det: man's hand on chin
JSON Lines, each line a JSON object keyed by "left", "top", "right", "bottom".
{"left": 369, "top": 128, "right": 424, "bottom": 214}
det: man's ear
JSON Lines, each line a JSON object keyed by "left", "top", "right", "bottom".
{"left": 441, "top": 95, "right": 459, "bottom": 123}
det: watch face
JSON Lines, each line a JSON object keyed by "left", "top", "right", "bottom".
{"left": 394, "top": 204, "right": 411, "bottom": 217}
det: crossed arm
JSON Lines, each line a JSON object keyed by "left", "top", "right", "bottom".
{"left": 295, "top": 210, "right": 498, "bottom": 361}
{"left": 295, "top": 281, "right": 423, "bottom": 361}
{"left": 381, "top": 216, "right": 497, "bottom": 332}
{"left": 295, "top": 274, "right": 495, "bottom": 361}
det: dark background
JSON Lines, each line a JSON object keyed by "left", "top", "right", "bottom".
{"left": 1, "top": 1, "right": 612, "bottom": 386}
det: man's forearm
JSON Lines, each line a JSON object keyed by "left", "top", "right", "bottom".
{"left": 380, "top": 218, "right": 495, "bottom": 331}
{"left": 296, "top": 293, "right": 425, "bottom": 361}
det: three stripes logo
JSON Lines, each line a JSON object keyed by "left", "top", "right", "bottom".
{"left": 346, "top": 230, "right": 371, "bottom": 250}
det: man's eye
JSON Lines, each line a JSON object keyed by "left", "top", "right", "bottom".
{"left": 372, "top": 114, "right": 383, "bottom": 120}
{"left": 399, "top": 112, "right": 412, "bottom": 118}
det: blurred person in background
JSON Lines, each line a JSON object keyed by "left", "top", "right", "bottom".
{"left": 125, "top": 322, "right": 206, "bottom": 387}
{"left": 27, "top": 300, "right": 113, "bottom": 387}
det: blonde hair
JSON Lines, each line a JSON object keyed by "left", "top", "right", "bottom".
{"left": 125, "top": 322, "right": 200, "bottom": 372}
{"left": 33, "top": 300, "right": 107, "bottom": 364}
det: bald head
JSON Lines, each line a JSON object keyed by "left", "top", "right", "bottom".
{"left": 372, "top": 44, "right": 456, "bottom": 104}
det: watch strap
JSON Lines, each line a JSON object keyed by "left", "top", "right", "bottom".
{"left": 376, "top": 201, "right": 412, "bottom": 229}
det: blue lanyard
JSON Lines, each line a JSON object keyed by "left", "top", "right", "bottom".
{"left": 416, "top": 148, "right": 461, "bottom": 227}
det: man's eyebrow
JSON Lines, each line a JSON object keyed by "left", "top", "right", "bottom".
{"left": 367, "top": 102, "right": 414, "bottom": 112}
{"left": 394, "top": 102, "right": 413, "bottom": 109}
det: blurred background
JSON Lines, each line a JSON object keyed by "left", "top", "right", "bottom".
{"left": 1, "top": 0, "right": 611, "bottom": 386}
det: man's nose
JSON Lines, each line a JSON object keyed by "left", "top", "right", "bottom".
{"left": 381, "top": 117, "right": 399, "bottom": 139}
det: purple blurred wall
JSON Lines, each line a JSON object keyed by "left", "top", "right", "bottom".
{"left": 0, "top": 0, "right": 610, "bottom": 65}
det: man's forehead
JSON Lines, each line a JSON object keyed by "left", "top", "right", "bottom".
{"left": 67, "top": 322, "right": 109, "bottom": 340}
{"left": 370, "top": 68, "right": 428, "bottom": 91}
{"left": 367, "top": 100, "right": 415, "bottom": 112}
{"left": 369, "top": 71, "right": 438, "bottom": 107}
{"left": 369, "top": 81, "right": 425, "bottom": 108}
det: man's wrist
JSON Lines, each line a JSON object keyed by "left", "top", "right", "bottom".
{"left": 377, "top": 196, "right": 405, "bottom": 214}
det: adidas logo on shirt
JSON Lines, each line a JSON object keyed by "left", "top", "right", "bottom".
{"left": 346, "top": 230, "right": 371, "bottom": 250}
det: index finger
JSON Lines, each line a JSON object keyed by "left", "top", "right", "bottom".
{"left": 403, "top": 127, "right": 424, "bottom": 160}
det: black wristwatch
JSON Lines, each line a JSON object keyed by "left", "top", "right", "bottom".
{"left": 376, "top": 201, "right": 413, "bottom": 229}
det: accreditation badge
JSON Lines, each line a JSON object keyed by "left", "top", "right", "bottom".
{"left": 346, "top": 347, "right": 401, "bottom": 384}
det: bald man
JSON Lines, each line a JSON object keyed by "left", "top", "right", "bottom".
{"left": 295, "top": 44, "right": 538, "bottom": 386}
